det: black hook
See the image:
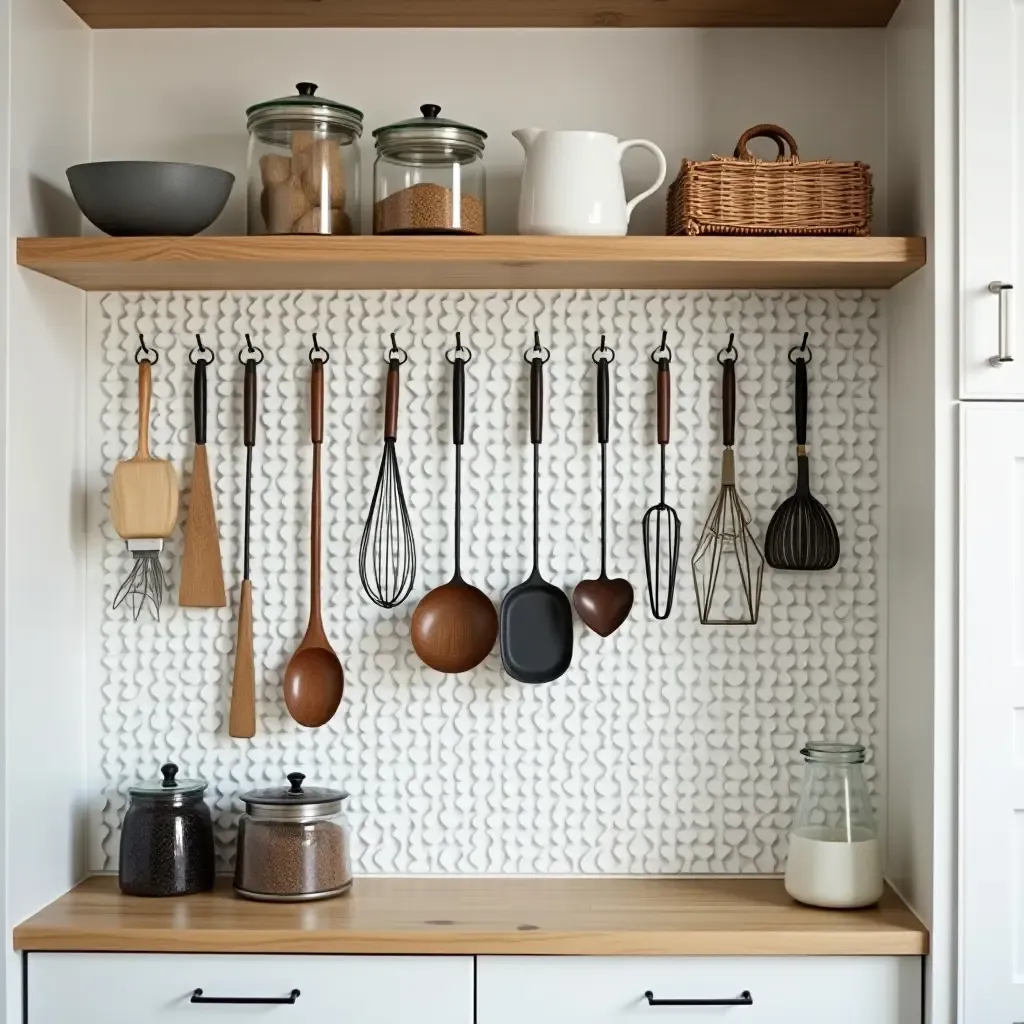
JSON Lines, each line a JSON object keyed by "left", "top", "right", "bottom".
{"left": 524, "top": 330, "right": 551, "bottom": 364}
{"left": 592, "top": 334, "right": 615, "bottom": 364}
{"left": 309, "top": 332, "right": 330, "bottom": 364}
{"left": 788, "top": 331, "right": 813, "bottom": 364}
{"left": 238, "top": 333, "right": 265, "bottom": 365}
{"left": 445, "top": 331, "right": 472, "bottom": 364}
{"left": 649, "top": 330, "right": 671, "bottom": 364}
{"left": 188, "top": 334, "right": 214, "bottom": 366}
{"left": 717, "top": 333, "right": 738, "bottom": 365}
{"left": 135, "top": 334, "right": 158, "bottom": 365}
{"left": 385, "top": 332, "right": 409, "bottom": 366}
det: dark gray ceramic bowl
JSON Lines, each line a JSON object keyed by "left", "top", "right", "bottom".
{"left": 66, "top": 161, "right": 235, "bottom": 236}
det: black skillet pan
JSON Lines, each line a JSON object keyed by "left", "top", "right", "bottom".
{"left": 500, "top": 336, "right": 573, "bottom": 684}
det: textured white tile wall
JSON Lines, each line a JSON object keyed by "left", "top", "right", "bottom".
{"left": 87, "top": 289, "right": 885, "bottom": 875}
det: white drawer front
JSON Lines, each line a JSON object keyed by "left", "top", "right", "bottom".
{"left": 28, "top": 953, "right": 473, "bottom": 1024}
{"left": 477, "top": 956, "right": 921, "bottom": 1024}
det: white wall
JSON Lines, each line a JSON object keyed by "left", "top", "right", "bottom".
{"left": 4, "top": 0, "right": 90, "bottom": 1019}
{"left": 885, "top": 0, "right": 956, "bottom": 1020}
{"left": 88, "top": 27, "right": 888, "bottom": 236}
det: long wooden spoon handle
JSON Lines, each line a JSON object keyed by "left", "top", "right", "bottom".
{"left": 229, "top": 580, "right": 255, "bottom": 738}
{"left": 136, "top": 359, "right": 152, "bottom": 459}
{"left": 310, "top": 362, "right": 324, "bottom": 629}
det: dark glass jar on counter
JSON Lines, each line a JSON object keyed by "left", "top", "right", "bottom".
{"left": 119, "top": 763, "right": 215, "bottom": 897}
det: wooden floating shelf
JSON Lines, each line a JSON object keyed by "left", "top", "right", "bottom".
{"left": 17, "top": 236, "right": 926, "bottom": 293}
{"left": 61, "top": 0, "right": 904, "bottom": 30}
{"left": 15, "top": 876, "right": 928, "bottom": 956}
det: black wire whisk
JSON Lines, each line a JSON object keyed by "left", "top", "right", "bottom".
{"left": 359, "top": 335, "right": 416, "bottom": 608}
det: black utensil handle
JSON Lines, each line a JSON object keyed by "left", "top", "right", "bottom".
{"left": 722, "top": 358, "right": 736, "bottom": 447}
{"left": 656, "top": 358, "right": 669, "bottom": 444}
{"left": 193, "top": 359, "right": 207, "bottom": 445}
{"left": 597, "top": 357, "right": 609, "bottom": 444}
{"left": 311, "top": 359, "right": 324, "bottom": 445}
{"left": 243, "top": 359, "right": 256, "bottom": 449}
{"left": 191, "top": 988, "right": 300, "bottom": 1006}
{"left": 453, "top": 355, "right": 465, "bottom": 447}
{"left": 795, "top": 356, "right": 807, "bottom": 447}
{"left": 531, "top": 357, "right": 543, "bottom": 445}
{"left": 644, "top": 990, "right": 752, "bottom": 1008}
{"left": 385, "top": 358, "right": 400, "bottom": 441}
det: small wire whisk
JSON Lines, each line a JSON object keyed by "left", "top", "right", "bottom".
{"left": 359, "top": 335, "right": 416, "bottom": 608}
{"left": 642, "top": 333, "right": 682, "bottom": 620}
{"left": 692, "top": 336, "right": 764, "bottom": 626}
{"left": 113, "top": 539, "right": 167, "bottom": 620}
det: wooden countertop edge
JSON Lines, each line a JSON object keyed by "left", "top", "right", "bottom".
{"left": 13, "top": 927, "right": 926, "bottom": 956}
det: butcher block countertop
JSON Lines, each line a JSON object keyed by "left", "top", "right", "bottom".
{"left": 14, "top": 876, "right": 927, "bottom": 956}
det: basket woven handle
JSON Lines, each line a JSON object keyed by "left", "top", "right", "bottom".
{"left": 734, "top": 123, "right": 800, "bottom": 162}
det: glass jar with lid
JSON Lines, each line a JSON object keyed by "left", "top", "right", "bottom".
{"left": 784, "top": 742, "right": 883, "bottom": 909}
{"left": 119, "top": 763, "right": 215, "bottom": 898}
{"left": 234, "top": 772, "right": 352, "bottom": 902}
{"left": 246, "top": 82, "right": 363, "bottom": 236}
{"left": 372, "top": 104, "right": 486, "bottom": 235}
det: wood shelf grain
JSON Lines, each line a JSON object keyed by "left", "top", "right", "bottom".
{"left": 17, "top": 236, "right": 926, "bottom": 293}
{"left": 61, "top": 0, "right": 903, "bottom": 29}
{"left": 14, "top": 876, "right": 927, "bottom": 956}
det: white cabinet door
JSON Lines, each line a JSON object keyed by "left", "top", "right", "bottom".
{"left": 477, "top": 956, "right": 921, "bottom": 1024}
{"left": 27, "top": 953, "right": 473, "bottom": 1024}
{"left": 962, "top": 0, "right": 1024, "bottom": 396}
{"left": 961, "top": 405, "right": 1024, "bottom": 1023}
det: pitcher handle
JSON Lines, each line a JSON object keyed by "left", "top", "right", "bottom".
{"left": 619, "top": 139, "right": 667, "bottom": 223}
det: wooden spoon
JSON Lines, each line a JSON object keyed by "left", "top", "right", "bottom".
{"left": 283, "top": 357, "right": 344, "bottom": 728}
{"left": 412, "top": 340, "right": 497, "bottom": 673}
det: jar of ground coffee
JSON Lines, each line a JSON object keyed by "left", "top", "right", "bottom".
{"left": 234, "top": 772, "right": 351, "bottom": 902}
{"left": 119, "top": 763, "right": 215, "bottom": 897}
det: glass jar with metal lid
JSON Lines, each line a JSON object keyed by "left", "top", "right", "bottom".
{"left": 119, "top": 763, "right": 215, "bottom": 898}
{"left": 234, "top": 772, "right": 351, "bottom": 902}
{"left": 246, "top": 82, "right": 363, "bottom": 236}
{"left": 372, "top": 104, "right": 486, "bottom": 235}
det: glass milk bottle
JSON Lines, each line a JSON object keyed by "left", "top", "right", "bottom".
{"left": 784, "top": 742, "right": 883, "bottom": 908}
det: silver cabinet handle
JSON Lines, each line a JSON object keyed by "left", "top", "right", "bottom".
{"left": 989, "top": 281, "right": 1014, "bottom": 366}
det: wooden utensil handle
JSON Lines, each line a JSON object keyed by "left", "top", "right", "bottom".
{"left": 531, "top": 357, "right": 543, "bottom": 445}
{"left": 597, "top": 357, "right": 609, "bottom": 444}
{"left": 136, "top": 359, "right": 152, "bottom": 459}
{"left": 795, "top": 357, "right": 807, "bottom": 447}
{"left": 452, "top": 356, "right": 465, "bottom": 447}
{"left": 193, "top": 359, "right": 207, "bottom": 446}
{"left": 384, "top": 359, "right": 400, "bottom": 441}
{"left": 311, "top": 360, "right": 324, "bottom": 445}
{"left": 656, "top": 358, "right": 670, "bottom": 445}
{"left": 722, "top": 358, "right": 736, "bottom": 447}
{"left": 243, "top": 360, "right": 257, "bottom": 449}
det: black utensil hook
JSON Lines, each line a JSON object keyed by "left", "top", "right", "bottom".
{"left": 717, "top": 333, "right": 738, "bottom": 365}
{"left": 385, "top": 332, "right": 409, "bottom": 366}
{"left": 524, "top": 331, "right": 551, "bottom": 364}
{"left": 188, "top": 334, "right": 214, "bottom": 366}
{"left": 445, "top": 331, "right": 472, "bottom": 365}
{"left": 788, "top": 331, "right": 813, "bottom": 364}
{"left": 308, "top": 332, "right": 330, "bottom": 365}
{"left": 649, "top": 330, "right": 671, "bottom": 364}
{"left": 135, "top": 334, "right": 158, "bottom": 365}
{"left": 592, "top": 334, "right": 615, "bottom": 364}
{"left": 238, "top": 333, "right": 265, "bottom": 365}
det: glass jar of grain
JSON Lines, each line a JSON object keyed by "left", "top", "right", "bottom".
{"left": 234, "top": 772, "right": 352, "bottom": 902}
{"left": 246, "top": 82, "right": 363, "bottom": 235}
{"left": 372, "top": 104, "right": 486, "bottom": 234}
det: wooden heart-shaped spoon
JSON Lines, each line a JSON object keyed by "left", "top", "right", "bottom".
{"left": 574, "top": 339, "right": 633, "bottom": 637}
{"left": 284, "top": 354, "right": 344, "bottom": 727}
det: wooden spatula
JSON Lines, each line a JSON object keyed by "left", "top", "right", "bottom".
{"left": 179, "top": 347, "right": 226, "bottom": 607}
{"left": 111, "top": 356, "right": 178, "bottom": 542}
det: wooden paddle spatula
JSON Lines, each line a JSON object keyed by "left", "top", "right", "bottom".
{"left": 179, "top": 341, "right": 226, "bottom": 607}
{"left": 111, "top": 350, "right": 178, "bottom": 542}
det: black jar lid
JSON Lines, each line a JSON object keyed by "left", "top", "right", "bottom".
{"left": 240, "top": 772, "right": 347, "bottom": 817}
{"left": 128, "top": 763, "right": 207, "bottom": 798}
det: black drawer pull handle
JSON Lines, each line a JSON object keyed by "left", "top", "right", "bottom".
{"left": 644, "top": 989, "right": 753, "bottom": 1007}
{"left": 191, "top": 988, "right": 300, "bottom": 1005}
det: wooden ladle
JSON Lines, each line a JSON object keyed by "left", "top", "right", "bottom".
{"left": 412, "top": 338, "right": 497, "bottom": 673}
{"left": 573, "top": 340, "right": 634, "bottom": 637}
{"left": 283, "top": 355, "right": 344, "bottom": 727}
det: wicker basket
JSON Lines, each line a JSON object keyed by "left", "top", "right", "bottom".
{"left": 667, "top": 124, "right": 872, "bottom": 237}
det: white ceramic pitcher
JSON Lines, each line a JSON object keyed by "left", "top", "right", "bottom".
{"left": 513, "top": 128, "right": 667, "bottom": 236}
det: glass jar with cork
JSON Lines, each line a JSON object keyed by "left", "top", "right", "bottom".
{"left": 246, "top": 82, "right": 363, "bottom": 236}
{"left": 234, "top": 772, "right": 352, "bottom": 902}
{"left": 372, "top": 104, "right": 487, "bottom": 235}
